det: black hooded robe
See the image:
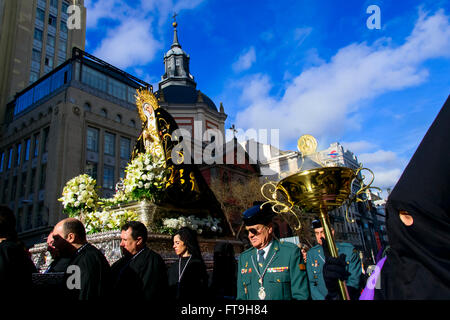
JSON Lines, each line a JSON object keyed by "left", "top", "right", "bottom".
{"left": 374, "top": 95, "right": 450, "bottom": 300}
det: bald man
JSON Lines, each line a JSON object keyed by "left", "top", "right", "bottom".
{"left": 52, "top": 218, "right": 111, "bottom": 300}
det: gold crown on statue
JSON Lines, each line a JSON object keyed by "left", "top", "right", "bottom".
{"left": 136, "top": 88, "right": 160, "bottom": 123}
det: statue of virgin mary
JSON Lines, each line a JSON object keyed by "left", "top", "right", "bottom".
{"left": 130, "top": 88, "right": 224, "bottom": 215}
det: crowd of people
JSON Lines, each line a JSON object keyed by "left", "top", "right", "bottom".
{"left": 0, "top": 201, "right": 375, "bottom": 301}
{"left": 1, "top": 94, "right": 450, "bottom": 300}
{"left": 0, "top": 204, "right": 239, "bottom": 301}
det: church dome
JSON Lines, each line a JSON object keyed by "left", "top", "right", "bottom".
{"left": 155, "top": 85, "right": 218, "bottom": 111}
{"left": 164, "top": 47, "right": 187, "bottom": 57}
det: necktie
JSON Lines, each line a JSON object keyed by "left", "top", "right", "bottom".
{"left": 258, "top": 249, "right": 265, "bottom": 270}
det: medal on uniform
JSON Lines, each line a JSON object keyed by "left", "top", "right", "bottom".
{"left": 251, "top": 251, "right": 277, "bottom": 300}
{"left": 258, "top": 286, "right": 266, "bottom": 300}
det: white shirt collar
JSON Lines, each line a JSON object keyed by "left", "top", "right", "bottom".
{"left": 257, "top": 240, "right": 273, "bottom": 260}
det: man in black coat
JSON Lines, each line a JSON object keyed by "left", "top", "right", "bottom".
{"left": 0, "top": 205, "right": 37, "bottom": 300}
{"left": 111, "top": 221, "right": 168, "bottom": 300}
{"left": 52, "top": 218, "right": 111, "bottom": 300}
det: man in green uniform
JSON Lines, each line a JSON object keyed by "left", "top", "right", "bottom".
{"left": 306, "top": 218, "right": 361, "bottom": 300}
{"left": 237, "top": 202, "right": 309, "bottom": 300}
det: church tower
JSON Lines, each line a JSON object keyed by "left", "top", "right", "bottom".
{"left": 159, "top": 20, "right": 196, "bottom": 89}
{"left": 156, "top": 19, "right": 227, "bottom": 140}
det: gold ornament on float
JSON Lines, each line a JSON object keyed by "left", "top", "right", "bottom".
{"left": 260, "top": 134, "right": 380, "bottom": 300}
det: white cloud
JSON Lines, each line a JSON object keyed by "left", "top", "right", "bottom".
{"left": 235, "top": 10, "right": 450, "bottom": 143}
{"left": 357, "top": 150, "right": 406, "bottom": 189}
{"left": 359, "top": 150, "right": 398, "bottom": 165}
{"left": 370, "top": 168, "right": 403, "bottom": 189}
{"left": 233, "top": 10, "right": 450, "bottom": 192}
{"left": 93, "top": 18, "right": 162, "bottom": 69}
{"left": 341, "top": 140, "right": 378, "bottom": 153}
{"left": 87, "top": 0, "right": 206, "bottom": 68}
{"left": 85, "top": 0, "right": 129, "bottom": 28}
{"left": 232, "top": 47, "right": 256, "bottom": 72}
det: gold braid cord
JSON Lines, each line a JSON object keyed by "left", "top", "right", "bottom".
{"left": 260, "top": 182, "right": 302, "bottom": 231}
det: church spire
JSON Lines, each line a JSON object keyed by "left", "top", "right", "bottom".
{"left": 171, "top": 13, "right": 180, "bottom": 48}
{"left": 159, "top": 16, "right": 196, "bottom": 90}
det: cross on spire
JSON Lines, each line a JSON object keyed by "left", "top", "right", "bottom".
{"left": 229, "top": 124, "right": 238, "bottom": 138}
{"left": 172, "top": 12, "right": 178, "bottom": 24}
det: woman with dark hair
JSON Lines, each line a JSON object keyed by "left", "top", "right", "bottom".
{"left": 168, "top": 227, "right": 209, "bottom": 300}
{"left": 0, "top": 205, "right": 37, "bottom": 299}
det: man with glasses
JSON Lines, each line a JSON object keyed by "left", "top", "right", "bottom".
{"left": 236, "top": 202, "right": 310, "bottom": 300}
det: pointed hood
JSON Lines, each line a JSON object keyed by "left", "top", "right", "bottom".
{"left": 380, "top": 95, "right": 450, "bottom": 299}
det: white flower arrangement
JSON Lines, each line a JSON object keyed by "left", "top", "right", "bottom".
{"left": 58, "top": 174, "right": 99, "bottom": 217}
{"left": 160, "top": 215, "right": 223, "bottom": 235}
{"left": 77, "top": 209, "right": 139, "bottom": 234}
{"left": 122, "top": 153, "right": 168, "bottom": 202}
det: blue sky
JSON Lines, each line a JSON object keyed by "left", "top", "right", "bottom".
{"left": 84, "top": 0, "right": 450, "bottom": 191}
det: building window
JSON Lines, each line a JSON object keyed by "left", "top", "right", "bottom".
{"left": 81, "top": 65, "right": 107, "bottom": 92}
{"left": 104, "top": 132, "right": 115, "bottom": 156}
{"left": 36, "top": 201, "right": 44, "bottom": 227}
{"left": 103, "top": 165, "right": 114, "bottom": 190}
{"left": 86, "top": 127, "right": 99, "bottom": 152}
{"left": 34, "top": 28, "right": 43, "bottom": 41}
{"left": 16, "top": 144, "right": 21, "bottom": 167}
{"left": 84, "top": 103, "right": 91, "bottom": 112}
{"left": 85, "top": 162, "right": 98, "bottom": 180}
{"left": 29, "top": 168, "right": 36, "bottom": 194}
{"left": 59, "top": 39, "right": 67, "bottom": 53}
{"left": 62, "top": 1, "right": 69, "bottom": 13}
{"left": 43, "top": 127, "right": 50, "bottom": 153}
{"left": 36, "top": 8, "right": 45, "bottom": 22}
{"left": 2, "top": 179, "right": 8, "bottom": 203}
{"left": 7, "top": 148, "right": 13, "bottom": 169}
{"left": 108, "top": 78, "right": 126, "bottom": 100}
{"left": 120, "top": 137, "right": 130, "bottom": 160}
{"left": 0, "top": 151, "right": 4, "bottom": 172}
{"left": 100, "top": 108, "right": 107, "bottom": 118}
{"left": 25, "top": 208, "right": 33, "bottom": 230}
{"left": 130, "top": 119, "right": 136, "bottom": 128}
{"left": 39, "top": 164, "right": 46, "bottom": 190}
{"left": 60, "top": 20, "right": 68, "bottom": 33}
{"left": 11, "top": 176, "right": 17, "bottom": 201}
{"left": 20, "top": 172, "right": 27, "bottom": 197}
{"left": 48, "top": 14, "right": 57, "bottom": 27}
{"left": 29, "top": 71, "right": 39, "bottom": 84}
{"left": 25, "top": 138, "right": 31, "bottom": 162}
{"left": 32, "top": 49, "right": 41, "bottom": 62}
{"left": 47, "top": 34, "right": 55, "bottom": 47}
{"left": 50, "top": 0, "right": 58, "bottom": 8}
{"left": 127, "top": 87, "right": 136, "bottom": 103}
{"left": 115, "top": 114, "right": 122, "bottom": 123}
{"left": 45, "top": 56, "right": 53, "bottom": 68}
{"left": 33, "top": 134, "right": 39, "bottom": 158}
